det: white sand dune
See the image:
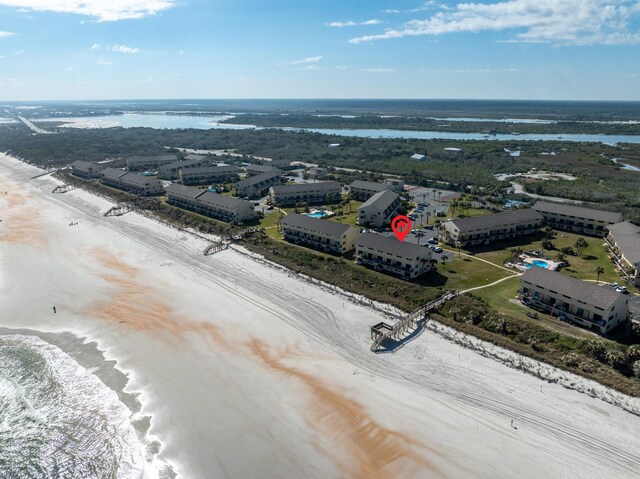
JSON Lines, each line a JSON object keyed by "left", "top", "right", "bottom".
{"left": 1, "top": 152, "right": 640, "bottom": 479}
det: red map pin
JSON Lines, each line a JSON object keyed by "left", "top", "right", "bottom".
{"left": 391, "top": 215, "right": 411, "bottom": 242}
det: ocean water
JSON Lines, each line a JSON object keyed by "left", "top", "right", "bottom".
{"left": 0, "top": 335, "right": 144, "bottom": 479}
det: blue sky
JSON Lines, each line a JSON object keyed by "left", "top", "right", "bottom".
{"left": 1, "top": 0, "right": 639, "bottom": 101}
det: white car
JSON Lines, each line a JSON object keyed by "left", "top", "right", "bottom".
{"left": 433, "top": 246, "right": 443, "bottom": 253}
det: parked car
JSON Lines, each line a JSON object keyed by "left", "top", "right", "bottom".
{"left": 609, "top": 282, "right": 619, "bottom": 288}
{"left": 423, "top": 224, "right": 434, "bottom": 230}
{"left": 427, "top": 238, "right": 438, "bottom": 245}
{"left": 267, "top": 205, "right": 274, "bottom": 210}
{"left": 433, "top": 246, "right": 443, "bottom": 253}
{"left": 615, "top": 286, "right": 629, "bottom": 294}
{"left": 426, "top": 244, "right": 434, "bottom": 249}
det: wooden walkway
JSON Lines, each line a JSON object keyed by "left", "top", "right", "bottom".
{"left": 52, "top": 184, "right": 75, "bottom": 194}
{"left": 103, "top": 203, "right": 133, "bottom": 217}
{"left": 370, "top": 291, "right": 460, "bottom": 352}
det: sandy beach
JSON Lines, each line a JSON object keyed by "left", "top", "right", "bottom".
{"left": 1, "top": 152, "right": 640, "bottom": 478}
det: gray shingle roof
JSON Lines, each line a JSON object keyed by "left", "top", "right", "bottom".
{"left": 356, "top": 233, "right": 429, "bottom": 258}
{"left": 608, "top": 221, "right": 640, "bottom": 265}
{"left": 101, "top": 167, "right": 127, "bottom": 180}
{"left": 121, "top": 172, "right": 161, "bottom": 186}
{"left": 271, "top": 181, "right": 341, "bottom": 194}
{"left": 349, "top": 180, "right": 389, "bottom": 192}
{"left": 521, "top": 267, "right": 623, "bottom": 310}
{"left": 165, "top": 183, "right": 207, "bottom": 199}
{"left": 533, "top": 201, "right": 623, "bottom": 224}
{"left": 72, "top": 160, "right": 103, "bottom": 170}
{"left": 127, "top": 154, "right": 177, "bottom": 163}
{"left": 179, "top": 165, "right": 238, "bottom": 175}
{"left": 158, "top": 157, "right": 214, "bottom": 173}
{"left": 281, "top": 213, "right": 353, "bottom": 236}
{"left": 360, "top": 189, "right": 399, "bottom": 211}
{"left": 197, "top": 191, "right": 251, "bottom": 209}
{"left": 236, "top": 170, "right": 281, "bottom": 188}
{"left": 451, "top": 208, "right": 542, "bottom": 232}
{"left": 246, "top": 164, "right": 279, "bottom": 174}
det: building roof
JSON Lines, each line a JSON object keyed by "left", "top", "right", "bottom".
{"left": 126, "top": 154, "right": 177, "bottom": 163}
{"left": 235, "top": 170, "right": 281, "bottom": 188}
{"left": 450, "top": 208, "right": 542, "bottom": 232}
{"left": 121, "top": 172, "right": 160, "bottom": 186}
{"left": 184, "top": 153, "right": 206, "bottom": 161}
{"left": 356, "top": 233, "right": 429, "bottom": 258}
{"left": 360, "top": 189, "right": 399, "bottom": 211}
{"left": 411, "top": 153, "right": 427, "bottom": 160}
{"left": 281, "top": 213, "right": 353, "bottom": 237}
{"left": 71, "top": 160, "right": 103, "bottom": 170}
{"left": 521, "top": 267, "right": 623, "bottom": 310}
{"left": 101, "top": 167, "right": 127, "bottom": 180}
{"left": 608, "top": 221, "right": 640, "bottom": 265}
{"left": 533, "top": 201, "right": 623, "bottom": 224}
{"left": 246, "top": 164, "right": 279, "bottom": 174}
{"left": 165, "top": 183, "right": 207, "bottom": 199}
{"left": 197, "top": 191, "right": 252, "bottom": 209}
{"left": 271, "top": 181, "right": 341, "bottom": 194}
{"left": 349, "top": 180, "right": 390, "bottom": 192}
{"left": 158, "top": 157, "right": 214, "bottom": 173}
{"left": 179, "top": 165, "right": 238, "bottom": 175}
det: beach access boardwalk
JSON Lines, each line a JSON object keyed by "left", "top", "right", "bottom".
{"left": 370, "top": 291, "right": 460, "bottom": 352}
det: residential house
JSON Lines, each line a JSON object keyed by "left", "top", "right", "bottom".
{"left": 280, "top": 213, "right": 358, "bottom": 254}
{"left": 348, "top": 180, "right": 392, "bottom": 201}
{"left": 125, "top": 154, "right": 178, "bottom": 171}
{"left": 357, "top": 190, "right": 402, "bottom": 228}
{"left": 165, "top": 184, "right": 256, "bottom": 223}
{"left": 356, "top": 233, "right": 434, "bottom": 279}
{"left": 533, "top": 201, "right": 623, "bottom": 236}
{"left": 101, "top": 168, "right": 164, "bottom": 195}
{"left": 520, "top": 267, "right": 630, "bottom": 334}
{"left": 438, "top": 208, "right": 543, "bottom": 248}
{"left": 70, "top": 160, "right": 106, "bottom": 179}
{"left": 235, "top": 170, "right": 281, "bottom": 199}
{"left": 246, "top": 164, "right": 280, "bottom": 176}
{"left": 157, "top": 156, "right": 215, "bottom": 180}
{"left": 269, "top": 181, "right": 342, "bottom": 207}
{"left": 307, "top": 167, "right": 328, "bottom": 179}
{"left": 178, "top": 166, "right": 239, "bottom": 185}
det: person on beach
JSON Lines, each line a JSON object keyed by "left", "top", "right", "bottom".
{"left": 53, "top": 306, "right": 56, "bottom": 314}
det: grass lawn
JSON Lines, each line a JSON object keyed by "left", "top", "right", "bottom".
{"left": 328, "top": 199, "right": 363, "bottom": 226}
{"left": 470, "top": 229, "right": 623, "bottom": 285}
{"left": 448, "top": 206, "right": 495, "bottom": 218}
{"left": 416, "top": 254, "right": 515, "bottom": 291}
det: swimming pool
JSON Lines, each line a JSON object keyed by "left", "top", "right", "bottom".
{"left": 305, "top": 212, "right": 328, "bottom": 218}
{"left": 526, "top": 259, "right": 550, "bottom": 269}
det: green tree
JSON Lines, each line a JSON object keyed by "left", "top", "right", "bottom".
{"left": 574, "top": 237, "right": 589, "bottom": 256}
{"left": 595, "top": 266, "right": 605, "bottom": 284}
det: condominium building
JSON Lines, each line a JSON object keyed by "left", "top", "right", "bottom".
{"left": 606, "top": 221, "right": 640, "bottom": 287}
{"left": 383, "top": 178, "right": 405, "bottom": 192}
{"left": 280, "top": 213, "right": 358, "bottom": 254}
{"left": 70, "top": 160, "right": 105, "bottom": 179}
{"left": 157, "top": 157, "right": 215, "bottom": 179}
{"left": 533, "top": 201, "right": 623, "bottom": 236}
{"left": 246, "top": 164, "right": 280, "bottom": 176}
{"left": 520, "top": 267, "right": 629, "bottom": 334}
{"left": 178, "top": 166, "right": 239, "bottom": 185}
{"left": 125, "top": 154, "right": 178, "bottom": 171}
{"left": 264, "top": 158, "right": 292, "bottom": 169}
{"left": 357, "top": 190, "right": 402, "bottom": 228}
{"left": 101, "top": 168, "right": 164, "bottom": 195}
{"left": 356, "top": 233, "right": 434, "bottom": 279}
{"left": 348, "top": 180, "right": 392, "bottom": 201}
{"left": 438, "top": 208, "right": 543, "bottom": 248}
{"left": 235, "top": 170, "right": 281, "bottom": 199}
{"left": 165, "top": 184, "right": 257, "bottom": 223}
{"left": 269, "top": 181, "right": 342, "bottom": 207}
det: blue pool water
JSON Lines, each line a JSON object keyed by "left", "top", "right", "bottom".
{"left": 526, "top": 260, "right": 550, "bottom": 269}
{"left": 305, "top": 212, "right": 328, "bottom": 218}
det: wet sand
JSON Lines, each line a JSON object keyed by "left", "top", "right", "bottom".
{"left": 2, "top": 153, "right": 640, "bottom": 478}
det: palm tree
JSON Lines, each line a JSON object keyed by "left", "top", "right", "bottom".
{"left": 595, "top": 266, "right": 605, "bottom": 284}
{"left": 425, "top": 212, "right": 431, "bottom": 225}
{"left": 440, "top": 255, "right": 448, "bottom": 268}
{"left": 414, "top": 230, "right": 426, "bottom": 245}
{"left": 509, "top": 247, "right": 524, "bottom": 262}
{"left": 542, "top": 226, "right": 555, "bottom": 239}
{"left": 574, "top": 236, "right": 589, "bottom": 256}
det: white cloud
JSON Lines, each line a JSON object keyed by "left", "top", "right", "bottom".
{"left": 328, "top": 19, "right": 382, "bottom": 27}
{"left": 91, "top": 43, "right": 101, "bottom": 50}
{"left": 422, "top": 67, "right": 521, "bottom": 73}
{"left": 96, "top": 58, "right": 113, "bottom": 65}
{"left": 0, "top": 31, "right": 15, "bottom": 37}
{"left": 351, "top": 0, "right": 640, "bottom": 45}
{"left": 0, "top": 1, "right": 176, "bottom": 22}
{"left": 328, "top": 20, "right": 356, "bottom": 27}
{"left": 290, "top": 55, "right": 322, "bottom": 64}
{"left": 107, "top": 44, "right": 140, "bottom": 53}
